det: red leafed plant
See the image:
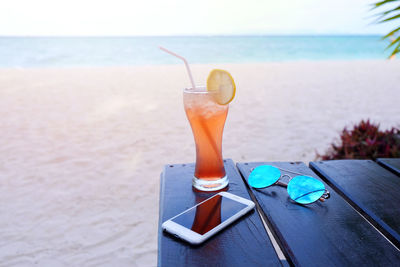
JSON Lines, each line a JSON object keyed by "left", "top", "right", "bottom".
{"left": 317, "top": 120, "right": 400, "bottom": 160}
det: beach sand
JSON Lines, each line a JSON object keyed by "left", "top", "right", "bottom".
{"left": 0, "top": 60, "right": 399, "bottom": 266}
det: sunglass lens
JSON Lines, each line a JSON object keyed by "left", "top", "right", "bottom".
{"left": 287, "top": 176, "right": 325, "bottom": 204}
{"left": 248, "top": 165, "right": 281, "bottom": 188}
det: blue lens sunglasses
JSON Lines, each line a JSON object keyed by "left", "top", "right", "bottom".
{"left": 248, "top": 165, "right": 330, "bottom": 204}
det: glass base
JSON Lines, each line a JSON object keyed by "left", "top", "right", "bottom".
{"left": 192, "top": 175, "right": 229, "bottom": 191}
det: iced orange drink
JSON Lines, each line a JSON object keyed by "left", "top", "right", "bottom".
{"left": 184, "top": 70, "right": 236, "bottom": 191}
{"left": 158, "top": 48, "right": 235, "bottom": 190}
{"left": 184, "top": 87, "right": 228, "bottom": 190}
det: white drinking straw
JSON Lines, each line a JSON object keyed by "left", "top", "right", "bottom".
{"left": 159, "top": 46, "right": 221, "bottom": 160}
{"left": 159, "top": 46, "right": 196, "bottom": 89}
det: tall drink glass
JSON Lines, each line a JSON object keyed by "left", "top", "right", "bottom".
{"left": 183, "top": 86, "right": 229, "bottom": 191}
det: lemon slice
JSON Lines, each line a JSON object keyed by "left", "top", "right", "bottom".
{"left": 207, "top": 69, "right": 236, "bottom": 105}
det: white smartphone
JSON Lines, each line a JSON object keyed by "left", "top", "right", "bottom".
{"left": 162, "top": 192, "right": 255, "bottom": 245}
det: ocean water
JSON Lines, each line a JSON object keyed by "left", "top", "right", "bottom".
{"left": 0, "top": 36, "right": 391, "bottom": 68}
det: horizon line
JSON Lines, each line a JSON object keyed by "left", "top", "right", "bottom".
{"left": 0, "top": 33, "right": 384, "bottom": 38}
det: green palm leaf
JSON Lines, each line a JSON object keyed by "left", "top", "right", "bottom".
{"left": 379, "top": 13, "right": 400, "bottom": 23}
{"left": 372, "top": 5, "right": 400, "bottom": 22}
{"left": 382, "top": 26, "right": 400, "bottom": 39}
{"left": 372, "top": 0, "right": 400, "bottom": 58}
{"left": 372, "top": 0, "right": 398, "bottom": 9}
{"left": 380, "top": 5, "right": 400, "bottom": 16}
{"left": 385, "top": 36, "right": 400, "bottom": 49}
{"left": 389, "top": 42, "right": 400, "bottom": 57}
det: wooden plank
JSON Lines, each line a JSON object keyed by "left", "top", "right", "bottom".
{"left": 377, "top": 158, "right": 400, "bottom": 176}
{"left": 310, "top": 159, "right": 400, "bottom": 249}
{"left": 158, "top": 159, "right": 281, "bottom": 267}
{"left": 237, "top": 161, "right": 400, "bottom": 266}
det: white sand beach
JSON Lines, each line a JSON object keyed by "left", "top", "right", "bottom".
{"left": 0, "top": 60, "right": 399, "bottom": 266}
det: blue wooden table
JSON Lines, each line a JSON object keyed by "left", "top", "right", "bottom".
{"left": 158, "top": 158, "right": 400, "bottom": 266}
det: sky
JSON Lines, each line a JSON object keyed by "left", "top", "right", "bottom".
{"left": 0, "top": 0, "right": 397, "bottom": 36}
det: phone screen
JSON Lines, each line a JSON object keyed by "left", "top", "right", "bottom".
{"left": 171, "top": 194, "right": 248, "bottom": 235}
